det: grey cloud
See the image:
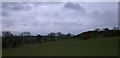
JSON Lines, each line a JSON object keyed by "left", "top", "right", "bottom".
{"left": 2, "top": 2, "right": 32, "bottom": 11}
{"left": 64, "top": 2, "right": 83, "bottom": 10}
{"left": 52, "top": 20, "right": 83, "bottom": 27}
{"left": 2, "top": 10, "right": 10, "bottom": 17}
{"left": 54, "top": 13, "right": 60, "bottom": 17}
{"left": 31, "top": 2, "right": 62, "bottom": 6}
{"left": 2, "top": 2, "right": 118, "bottom": 35}
{"left": 2, "top": 19, "right": 15, "bottom": 28}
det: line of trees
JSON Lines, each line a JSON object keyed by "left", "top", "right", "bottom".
{"left": 2, "top": 31, "right": 73, "bottom": 49}
{"left": 74, "top": 27, "right": 120, "bottom": 40}
{"left": 2, "top": 27, "right": 120, "bottom": 49}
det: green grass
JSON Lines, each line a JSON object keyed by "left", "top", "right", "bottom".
{"left": 2, "top": 37, "right": 118, "bottom": 56}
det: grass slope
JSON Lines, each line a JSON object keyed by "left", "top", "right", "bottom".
{"left": 3, "top": 37, "right": 118, "bottom": 56}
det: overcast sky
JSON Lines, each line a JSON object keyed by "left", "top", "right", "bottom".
{"left": 2, "top": 2, "right": 118, "bottom": 35}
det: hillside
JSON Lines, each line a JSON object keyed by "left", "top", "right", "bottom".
{"left": 3, "top": 37, "right": 118, "bottom": 56}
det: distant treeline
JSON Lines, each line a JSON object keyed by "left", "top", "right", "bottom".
{"left": 74, "top": 27, "right": 120, "bottom": 40}
{"left": 2, "top": 32, "right": 73, "bottom": 48}
{"left": 2, "top": 27, "right": 120, "bottom": 48}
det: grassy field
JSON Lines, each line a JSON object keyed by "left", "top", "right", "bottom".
{"left": 2, "top": 37, "right": 118, "bottom": 56}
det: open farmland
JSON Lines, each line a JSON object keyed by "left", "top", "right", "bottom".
{"left": 2, "top": 37, "right": 118, "bottom": 56}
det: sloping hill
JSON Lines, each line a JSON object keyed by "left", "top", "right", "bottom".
{"left": 3, "top": 37, "right": 118, "bottom": 56}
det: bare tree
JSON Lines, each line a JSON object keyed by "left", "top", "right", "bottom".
{"left": 66, "top": 33, "right": 72, "bottom": 37}
{"left": 2, "top": 31, "right": 13, "bottom": 37}
{"left": 112, "top": 27, "right": 119, "bottom": 30}
{"left": 48, "top": 32, "right": 56, "bottom": 37}
{"left": 102, "top": 28, "right": 110, "bottom": 31}
{"left": 56, "top": 32, "right": 63, "bottom": 36}
{"left": 20, "top": 32, "right": 31, "bottom": 36}
{"left": 94, "top": 28, "right": 101, "bottom": 32}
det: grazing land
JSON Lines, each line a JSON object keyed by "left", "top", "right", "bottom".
{"left": 3, "top": 37, "right": 118, "bottom": 56}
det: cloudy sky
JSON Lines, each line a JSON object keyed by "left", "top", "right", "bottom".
{"left": 2, "top": 2, "right": 118, "bottom": 35}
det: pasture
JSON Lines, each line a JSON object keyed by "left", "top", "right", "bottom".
{"left": 2, "top": 37, "right": 118, "bottom": 56}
